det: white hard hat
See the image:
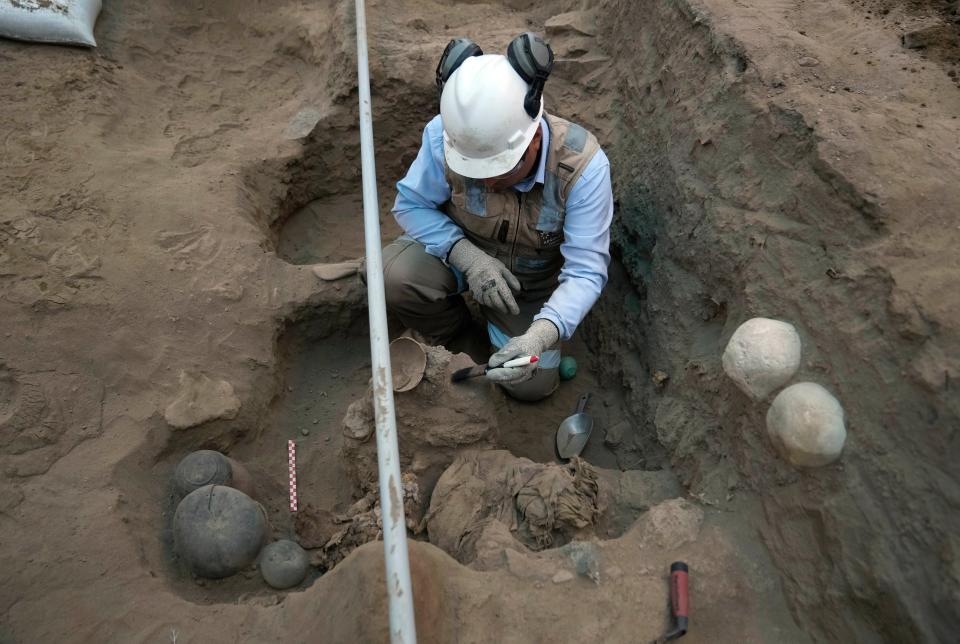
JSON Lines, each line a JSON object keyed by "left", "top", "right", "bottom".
{"left": 440, "top": 54, "right": 542, "bottom": 179}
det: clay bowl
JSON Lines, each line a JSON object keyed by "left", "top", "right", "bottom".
{"left": 389, "top": 337, "right": 427, "bottom": 392}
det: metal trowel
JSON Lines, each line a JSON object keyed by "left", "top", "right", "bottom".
{"left": 556, "top": 393, "right": 594, "bottom": 459}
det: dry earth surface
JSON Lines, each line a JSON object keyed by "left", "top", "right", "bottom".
{"left": 1, "top": 0, "right": 957, "bottom": 642}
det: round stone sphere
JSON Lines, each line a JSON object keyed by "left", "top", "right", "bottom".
{"left": 559, "top": 356, "right": 578, "bottom": 381}
{"left": 260, "top": 540, "right": 310, "bottom": 589}
{"left": 722, "top": 318, "right": 802, "bottom": 400}
{"left": 173, "top": 450, "right": 233, "bottom": 497}
{"left": 766, "top": 382, "right": 846, "bottom": 467}
{"left": 173, "top": 485, "right": 269, "bottom": 579}
{"left": 173, "top": 450, "right": 254, "bottom": 498}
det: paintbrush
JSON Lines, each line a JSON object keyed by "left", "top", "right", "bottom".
{"left": 450, "top": 355, "right": 539, "bottom": 382}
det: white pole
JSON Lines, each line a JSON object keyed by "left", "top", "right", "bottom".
{"left": 353, "top": 1, "right": 418, "bottom": 642}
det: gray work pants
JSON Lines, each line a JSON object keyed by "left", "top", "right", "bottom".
{"left": 383, "top": 238, "right": 560, "bottom": 401}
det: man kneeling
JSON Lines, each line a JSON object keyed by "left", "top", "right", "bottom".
{"left": 384, "top": 34, "right": 613, "bottom": 401}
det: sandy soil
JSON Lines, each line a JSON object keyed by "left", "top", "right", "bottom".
{"left": 0, "top": 0, "right": 957, "bottom": 642}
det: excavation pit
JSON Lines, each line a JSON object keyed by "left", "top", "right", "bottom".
{"left": 3, "top": 0, "right": 956, "bottom": 639}
{"left": 140, "top": 310, "right": 373, "bottom": 604}
{"left": 143, "top": 294, "right": 669, "bottom": 604}
{"left": 276, "top": 194, "right": 366, "bottom": 265}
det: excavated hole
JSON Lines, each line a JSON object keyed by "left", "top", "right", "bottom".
{"left": 58, "top": 0, "right": 945, "bottom": 636}
{"left": 108, "top": 293, "right": 371, "bottom": 605}
{"left": 113, "top": 258, "right": 679, "bottom": 605}
{"left": 146, "top": 301, "right": 665, "bottom": 602}
{"left": 276, "top": 193, "right": 366, "bottom": 265}
{"left": 257, "top": 160, "right": 674, "bottom": 579}
{"left": 240, "top": 101, "right": 405, "bottom": 264}
{"left": 118, "top": 70, "right": 680, "bottom": 605}
{"left": 493, "top": 331, "right": 624, "bottom": 469}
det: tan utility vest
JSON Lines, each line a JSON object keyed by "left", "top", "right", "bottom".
{"left": 443, "top": 114, "right": 601, "bottom": 300}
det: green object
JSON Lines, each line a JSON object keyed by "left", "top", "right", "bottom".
{"left": 559, "top": 356, "right": 578, "bottom": 381}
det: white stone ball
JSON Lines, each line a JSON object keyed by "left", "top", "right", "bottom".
{"left": 722, "top": 318, "right": 802, "bottom": 400}
{"left": 766, "top": 382, "right": 846, "bottom": 467}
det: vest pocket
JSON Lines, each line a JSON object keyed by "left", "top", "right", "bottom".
{"left": 514, "top": 255, "right": 558, "bottom": 272}
{"left": 449, "top": 179, "right": 487, "bottom": 216}
{"left": 447, "top": 198, "right": 504, "bottom": 243}
{"left": 525, "top": 221, "right": 564, "bottom": 250}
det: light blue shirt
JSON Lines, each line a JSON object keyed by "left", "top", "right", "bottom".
{"left": 391, "top": 114, "right": 613, "bottom": 341}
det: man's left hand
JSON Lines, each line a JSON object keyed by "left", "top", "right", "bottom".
{"left": 486, "top": 319, "right": 560, "bottom": 384}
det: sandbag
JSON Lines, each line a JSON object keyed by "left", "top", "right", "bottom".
{"left": 0, "top": 0, "right": 102, "bottom": 47}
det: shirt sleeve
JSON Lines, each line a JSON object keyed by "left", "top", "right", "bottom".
{"left": 534, "top": 148, "right": 613, "bottom": 341}
{"left": 391, "top": 115, "right": 463, "bottom": 259}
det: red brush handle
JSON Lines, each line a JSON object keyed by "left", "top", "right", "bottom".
{"left": 670, "top": 563, "right": 689, "bottom": 618}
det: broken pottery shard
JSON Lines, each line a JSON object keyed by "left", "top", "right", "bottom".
{"left": 766, "top": 382, "right": 846, "bottom": 468}
{"left": 283, "top": 108, "right": 323, "bottom": 140}
{"left": 164, "top": 372, "right": 241, "bottom": 430}
{"left": 312, "top": 260, "right": 363, "bottom": 282}
{"left": 722, "top": 317, "right": 802, "bottom": 400}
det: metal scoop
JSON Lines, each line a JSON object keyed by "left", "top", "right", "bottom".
{"left": 556, "top": 393, "right": 593, "bottom": 459}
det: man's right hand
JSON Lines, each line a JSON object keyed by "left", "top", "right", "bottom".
{"left": 448, "top": 239, "right": 520, "bottom": 315}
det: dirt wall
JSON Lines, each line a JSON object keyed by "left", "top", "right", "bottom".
{"left": 580, "top": 0, "right": 960, "bottom": 640}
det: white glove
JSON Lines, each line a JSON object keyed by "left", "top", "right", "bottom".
{"left": 448, "top": 239, "right": 520, "bottom": 316}
{"left": 487, "top": 319, "right": 560, "bottom": 384}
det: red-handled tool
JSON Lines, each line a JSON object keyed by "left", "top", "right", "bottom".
{"left": 653, "top": 561, "right": 689, "bottom": 643}
{"left": 450, "top": 355, "right": 539, "bottom": 382}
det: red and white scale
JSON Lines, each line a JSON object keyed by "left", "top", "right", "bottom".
{"left": 288, "top": 439, "right": 298, "bottom": 512}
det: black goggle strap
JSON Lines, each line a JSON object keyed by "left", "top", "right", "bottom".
{"left": 507, "top": 32, "right": 554, "bottom": 119}
{"left": 436, "top": 38, "right": 484, "bottom": 95}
